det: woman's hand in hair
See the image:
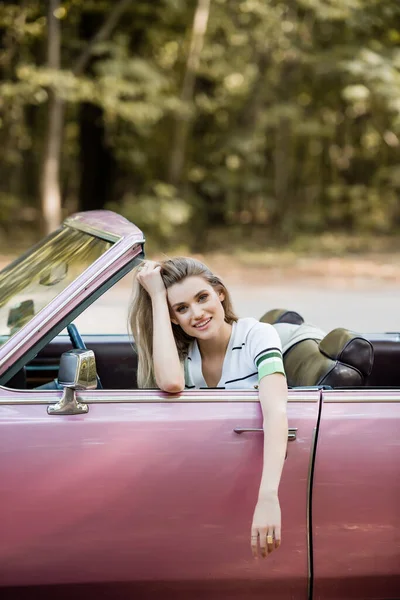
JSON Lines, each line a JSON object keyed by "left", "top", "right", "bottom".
{"left": 136, "top": 261, "right": 166, "bottom": 298}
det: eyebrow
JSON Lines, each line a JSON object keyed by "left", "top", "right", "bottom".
{"left": 172, "top": 289, "right": 209, "bottom": 308}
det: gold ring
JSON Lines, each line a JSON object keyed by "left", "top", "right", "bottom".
{"left": 266, "top": 535, "right": 274, "bottom": 544}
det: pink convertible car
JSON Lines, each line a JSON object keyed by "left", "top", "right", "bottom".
{"left": 0, "top": 211, "right": 398, "bottom": 599}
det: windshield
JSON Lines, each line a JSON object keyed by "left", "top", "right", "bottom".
{"left": 0, "top": 226, "right": 112, "bottom": 343}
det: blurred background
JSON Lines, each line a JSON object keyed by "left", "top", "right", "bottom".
{"left": 0, "top": 0, "right": 399, "bottom": 331}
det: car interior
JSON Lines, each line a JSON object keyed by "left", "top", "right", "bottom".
{"left": 260, "top": 308, "right": 400, "bottom": 388}
{"left": 260, "top": 309, "right": 375, "bottom": 388}
{"left": 2, "top": 308, "right": 400, "bottom": 391}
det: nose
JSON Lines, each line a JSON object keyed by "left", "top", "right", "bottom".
{"left": 192, "top": 304, "right": 204, "bottom": 320}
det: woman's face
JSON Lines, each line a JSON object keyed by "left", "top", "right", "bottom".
{"left": 167, "top": 276, "right": 226, "bottom": 339}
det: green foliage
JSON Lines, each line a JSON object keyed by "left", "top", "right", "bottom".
{"left": 108, "top": 182, "right": 192, "bottom": 246}
{"left": 0, "top": 0, "right": 399, "bottom": 248}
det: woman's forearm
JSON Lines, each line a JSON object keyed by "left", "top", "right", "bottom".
{"left": 257, "top": 375, "right": 288, "bottom": 498}
{"left": 151, "top": 292, "right": 185, "bottom": 392}
{"left": 251, "top": 376, "right": 288, "bottom": 557}
{"left": 258, "top": 411, "right": 288, "bottom": 498}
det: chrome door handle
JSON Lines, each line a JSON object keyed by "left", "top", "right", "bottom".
{"left": 234, "top": 427, "right": 297, "bottom": 442}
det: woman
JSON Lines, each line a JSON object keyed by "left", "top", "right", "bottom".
{"left": 129, "top": 257, "right": 288, "bottom": 559}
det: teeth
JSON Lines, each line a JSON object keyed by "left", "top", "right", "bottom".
{"left": 195, "top": 318, "right": 211, "bottom": 328}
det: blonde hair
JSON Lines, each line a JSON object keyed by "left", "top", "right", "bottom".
{"left": 129, "top": 257, "right": 238, "bottom": 388}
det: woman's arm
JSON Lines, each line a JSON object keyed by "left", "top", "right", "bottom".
{"left": 137, "top": 262, "right": 185, "bottom": 393}
{"left": 251, "top": 372, "right": 288, "bottom": 558}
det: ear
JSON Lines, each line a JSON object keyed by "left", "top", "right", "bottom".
{"left": 218, "top": 290, "right": 225, "bottom": 302}
{"left": 170, "top": 316, "right": 179, "bottom": 325}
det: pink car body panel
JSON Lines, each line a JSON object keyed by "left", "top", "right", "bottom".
{"left": 0, "top": 388, "right": 320, "bottom": 599}
{"left": 312, "top": 390, "right": 400, "bottom": 600}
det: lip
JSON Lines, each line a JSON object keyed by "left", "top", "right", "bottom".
{"left": 193, "top": 317, "right": 212, "bottom": 330}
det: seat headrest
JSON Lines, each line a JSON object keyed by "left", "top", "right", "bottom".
{"left": 260, "top": 309, "right": 304, "bottom": 326}
{"left": 319, "top": 328, "right": 374, "bottom": 378}
{"left": 283, "top": 328, "right": 374, "bottom": 388}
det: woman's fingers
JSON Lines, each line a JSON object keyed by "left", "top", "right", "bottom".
{"left": 251, "top": 496, "right": 281, "bottom": 558}
{"left": 251, "top": 527, "right": 281, "bottom": 558}
{"left": 138, "top": 265, "right": 160, "bottom": 278}
{"left": 137, "top": 261, "right": 155, "bottom": 279}
{"left": 251, "top": 527, "right": 268, "bottom": 558}
{"left": 251, "top": 529, "right": 259, "bottom": 558}
{"left": 136, "top": 262, "right": 165, "bottom": 297}
{"left": 266, "top": 529, "right": 275, "bottom": 554}
{"left": 274, "top": 525, "right": 281, "bottom": 549}
{"left": 137, "top": 260, "right": 158, "bottom": 274}
{"left": 259, "top": 530, "right": 268, "bottom": 558}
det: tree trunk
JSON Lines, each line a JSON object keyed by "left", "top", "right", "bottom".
{"left": 72, "top": 0, "right": 132, "bottom": 76}
{"left": 40, "top": 0, "right": 133, "bottom": 235}
{"left": 168, "top": 0, "right": 211, "bottom": 186}
{"left": 273, "top": 116, "right": 293, "bottom": 238}
{"left": 79, "top": 103, "right": 115, "bottom": 211}
{"left": 40, "top": 0, "right": 63, "bottom": 235}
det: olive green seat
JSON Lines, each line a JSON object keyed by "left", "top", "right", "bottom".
{"left": 260, "top": 308, "right": 374, "bottom": 388}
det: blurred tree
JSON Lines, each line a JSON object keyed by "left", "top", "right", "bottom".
{"left": 41, "top": 0, "right": 132, "bottom": 234}
{"left": 41, "top": 0, "right": 62, "bottom": 235}
{"left": 168, "top": 0, "right": 211, "bottom": 186}
{"left": 0, "top": 0, "right": 399, "bottom": 248}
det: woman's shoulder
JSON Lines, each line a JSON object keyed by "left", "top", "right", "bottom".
{"left": 236, "top": 317, "right": 282, "bottom": 351}
{"left": 237, "top": 317, "right": 277, "bottom": 336}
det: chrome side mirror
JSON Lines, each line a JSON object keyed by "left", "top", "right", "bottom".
{"left": 58, "top": 349, "right": 97, "bottom": 389}
{"left": 47, "top": 349, "right": 97, "bottom": 415}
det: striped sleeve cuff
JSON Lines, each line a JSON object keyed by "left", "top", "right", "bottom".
{"left": 256, "top": 350, "right": 285, "bottom": 381}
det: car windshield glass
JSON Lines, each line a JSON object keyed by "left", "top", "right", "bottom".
{"left": 0, "top": 226, "right": 112, "bottom": 343}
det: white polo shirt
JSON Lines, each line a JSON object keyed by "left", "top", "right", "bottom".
{"left": 184, "top": 317, "right": 285, "bottom": 389}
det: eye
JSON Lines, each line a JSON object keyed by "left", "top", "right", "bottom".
{"left": 199, "top": 294, "right": 208, "bottom": 302}
{"left": 176, "top": 305, "right": 187, "bottom": 313}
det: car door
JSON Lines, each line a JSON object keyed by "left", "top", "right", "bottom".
{"left": 312, "top": 389, "right": 400, "bottom": 600}
{"left": 0, "top": 386, "right": 320, "bottom": 600}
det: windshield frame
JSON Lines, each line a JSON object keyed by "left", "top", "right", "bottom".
{"left": 0, "top": 211, "right": 145, "bottom": 384}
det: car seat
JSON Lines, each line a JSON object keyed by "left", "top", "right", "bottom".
{"left": 260, "top": 309, "right": 374, "bottom": 388}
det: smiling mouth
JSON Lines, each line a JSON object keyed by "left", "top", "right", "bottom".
{"left": 194, "top": 318, "right": 212, "bottom": 329}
